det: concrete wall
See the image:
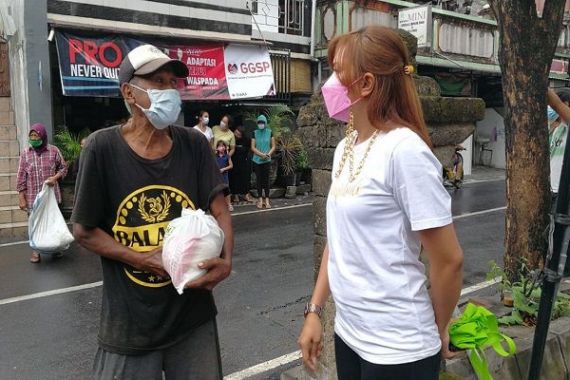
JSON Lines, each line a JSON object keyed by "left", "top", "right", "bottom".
{"left": 2, "top": 0, "right": 53, "bottom": 148}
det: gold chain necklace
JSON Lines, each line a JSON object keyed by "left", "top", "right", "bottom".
{"left": 335, "top": 113, "right": 379, "bottom": 182}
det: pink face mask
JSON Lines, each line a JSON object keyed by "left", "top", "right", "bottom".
{"left": 321, "top": 73, "right": 361, "bottom": 122}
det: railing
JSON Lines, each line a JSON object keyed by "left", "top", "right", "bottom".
{"left": 252, "top": 0, "right": 309, "bottom": 37}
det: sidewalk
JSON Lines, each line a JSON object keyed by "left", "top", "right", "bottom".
{"left": 464, "top": 165, "right": 506, "bottom": 184}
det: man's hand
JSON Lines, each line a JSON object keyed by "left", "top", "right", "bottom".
{"left": 133, "top": 247, "right": 167, "bottom": 277}
{"left": 185, "top": 258, "right": 231, "bottom": 290}
{"left": 45, "top": 176, "right": 58, "bottom": 187}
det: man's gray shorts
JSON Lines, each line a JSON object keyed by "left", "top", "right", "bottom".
{"left": 93, "top": 319, "right": 222, "bottom": 380}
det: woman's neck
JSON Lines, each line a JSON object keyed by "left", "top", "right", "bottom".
{"left": 352, "top": 111, "right": 377, "bottom": 144}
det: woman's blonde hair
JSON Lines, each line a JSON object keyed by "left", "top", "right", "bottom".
{"left": 328, "top": 25, "right": 431, "bottom": 147}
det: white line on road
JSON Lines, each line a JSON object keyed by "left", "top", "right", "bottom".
{"left": 0, "top": 240, "right": 28, "bottom": 248}
{"left": 0, "top": 281, "right": 103, "bottom": 306}
{"left": 453, "top": 206, "right": 506, "bottom": 220}
{"left": 224, "top": 350, "right": 302, "bottom": 380}
{"left": 231, "top": 203, "right": 312, "bottom": 217}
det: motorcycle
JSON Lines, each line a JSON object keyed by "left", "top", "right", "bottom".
{"left": 443, "top": 145, "right": 465, "bottom": 190}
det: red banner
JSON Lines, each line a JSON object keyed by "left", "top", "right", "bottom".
{"left": 165, "top": 45, "right": 229, "bottom": 100}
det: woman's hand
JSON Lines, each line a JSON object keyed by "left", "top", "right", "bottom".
{"left": 45, "top": 176, "right": 58, "bottom": 186}
{"left": 18, "top": 197, "right": 27, "bottom": 211}
{"left": 298, "top": 314, "right": 323, "bottom": 372}
{"left": 440, "top": 325, "right": 459, "bottom": 360}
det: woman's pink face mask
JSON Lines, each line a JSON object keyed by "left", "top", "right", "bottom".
{"left": 321, "top": 73, "right": 362, "bottom": 123}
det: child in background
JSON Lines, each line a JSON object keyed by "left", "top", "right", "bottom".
{"left": 216, "top": 140, "right": 234, "bottom": 211}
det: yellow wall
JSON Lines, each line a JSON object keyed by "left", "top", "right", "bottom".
{"left": 290, "top": 59, "right": 312, "bottom": 93}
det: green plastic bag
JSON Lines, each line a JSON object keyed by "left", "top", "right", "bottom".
{"left": 449, "top": 303, "right": 517, "bottom": 380}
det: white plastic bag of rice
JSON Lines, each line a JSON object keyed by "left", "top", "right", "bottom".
{"left": 162, "top": 208, "right": 224, "bottom": 294}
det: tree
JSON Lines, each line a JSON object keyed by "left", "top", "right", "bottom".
{"left": 487, "top": 0, "right": 566, "bottom": 282}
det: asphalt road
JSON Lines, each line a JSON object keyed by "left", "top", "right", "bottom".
{"left": 0, "top": 179, "right": 506, "bottom": 379}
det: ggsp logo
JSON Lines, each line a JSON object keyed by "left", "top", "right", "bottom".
{"left": 240, "top": 62, "right": 271, "bottom": 74}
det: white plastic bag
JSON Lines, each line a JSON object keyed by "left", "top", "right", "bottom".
{"left": 162, "top": 208, "right": 225, "bottom": 294}
{"left": 29, "top": 183, "right": 74, "bottom": 253}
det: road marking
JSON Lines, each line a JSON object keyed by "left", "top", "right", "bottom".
{"left": 460, "top": 277, "right": 501, "bottom": 296}
{"left": 224, "top": 350, "right": 302, "bottom": 380}
{"left": 231, "top": 203, "right": 312, "bottom": 217}
{"left": 0, "top": 281, "right": 103, "bottom": 306}
{"left": 0, "top": 240, "right": 28, "bottom": 248}
{"left": 453, "top": 206, "right": 506, "bottom": 220}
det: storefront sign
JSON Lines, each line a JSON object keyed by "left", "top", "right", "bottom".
{"left": 224, "top": 44, "right": 275, "bottom": 99}
{"left": 55, "top": 31, "right": 142, "bottom": 97}
{"left": 165, "top": 44, "right": 229, "bottom": 100}
{"left": 55, "top": 31, "right": 275, "bottom": 100}
{"left": 398, "top": 5, "right": 432, "bottom": 48}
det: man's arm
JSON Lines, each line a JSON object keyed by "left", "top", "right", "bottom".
{"left": 73, "top": 223, "right": 167, "bottom": 277}
{"left": 548, "top": 88, "right": 570, "bottom": 124}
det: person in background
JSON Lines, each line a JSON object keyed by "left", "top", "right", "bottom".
{"left": 16, "top": 123, "right": 68, "bottom": 263}
{"left": 194, "top": 110, "right": 214, "bottom": 145}
{"left": 547, "top": 88, "right": 570, "bottom": 202}
{"left": 216, "top": 140, "right": 234, "bottom": 211}
{"left": 212, "top": 115, "right": 236, "bottom": 156}
{"left": 251, "top": 115, "right": 275, "bottom": 209}
{"left": 230, "top": 125, "right": 254, "bottom": 203}
{"left": 297, "top": 26, "right": 463, "bottom": 380}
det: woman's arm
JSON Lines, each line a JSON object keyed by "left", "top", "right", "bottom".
{"left": 268, "top": 136, "right": 276, "bottom": 157}
{"left": 251, "top": 138, "right": 265, "bottom": 157}
{"left": 419, "top": 224, "right": 464, "bottom": 358}
{"left": 227, "top": 157, "right": 234, "bottom": 170}
{"left": 298, "top": 245, "right": 331, "bottom": 371}
{"left": 229, "top": 145, "right": 236, "bottom": 157}
{"left": 548, "top": 88, "right": 570, "bottom": 124}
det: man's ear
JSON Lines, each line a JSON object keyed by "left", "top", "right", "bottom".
{"left": 121, "top": 83, "right": 136, "bottom": 105}
{"left": 360, "top": 73, "right": 376, "bottom": 98}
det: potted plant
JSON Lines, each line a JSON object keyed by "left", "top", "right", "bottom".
{"left": 278, "top": 129, "right": 303, "bottom": 193}
{"left": 53, "top": 127, "right": 90, "bottom": 218}
{"left": 295, "top": 146, "right": 311, "bottom": 186}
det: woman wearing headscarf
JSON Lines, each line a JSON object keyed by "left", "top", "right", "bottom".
{"left": 16, "top": 123, "right": 68, "bottom": 263}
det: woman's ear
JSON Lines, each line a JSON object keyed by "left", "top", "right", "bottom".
{"left": 360, "top": 73, "right": 376, "bottom": 98}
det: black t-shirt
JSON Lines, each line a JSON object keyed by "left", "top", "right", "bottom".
{"left": 71, "top": 125, "right": 226, "bottom": 355}
{"left": 234, "top": 135, "right": 251, "bottom": 162}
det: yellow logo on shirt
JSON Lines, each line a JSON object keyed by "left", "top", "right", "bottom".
{"left": 112, "top": 185, "right": 195, "bottom": 288}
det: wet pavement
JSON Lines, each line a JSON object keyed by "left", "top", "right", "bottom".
{"left": 0, "top": 179, "right": 506, "bottom": 379}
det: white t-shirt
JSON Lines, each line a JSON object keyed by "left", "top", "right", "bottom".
{"left": 550, "top": 122, "right": 568, "bottom": 193}
{"left": 327, "top": 127, "right": 453, "bottom": 365}
{"left": 193, "top": 125, "right": 214, "bottom": 142}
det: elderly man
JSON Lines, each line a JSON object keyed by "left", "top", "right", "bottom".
{"left": 71, "top": 44, "right": 233, "bottom": 379}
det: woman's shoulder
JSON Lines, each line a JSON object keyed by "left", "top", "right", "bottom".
{"left": 384, "top": 127, "right": 429, "bottom": 153}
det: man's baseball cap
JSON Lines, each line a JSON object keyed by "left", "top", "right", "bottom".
{"left": 119, "top": 44, "right": 188, "bottom": 84}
